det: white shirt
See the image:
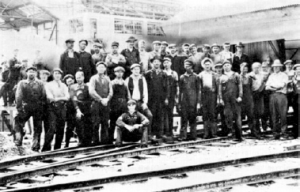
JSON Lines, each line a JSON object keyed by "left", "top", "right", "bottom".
{"left": 139, "top": 50, "right": 151, "bottom": 72}
{"left": 125, "top": 75, "right": 148, "bottom": 104}
{"left": 199, "top": 71, "right": 213, "bottom": 89}
{"left": 250, "top": 72, "right": 264, "bottom": 92}
{"left": 266, "top": 71, "right": 288, "bottom": 94}
{"left": 46, "top": 80, "right": 69, "bottom": 102}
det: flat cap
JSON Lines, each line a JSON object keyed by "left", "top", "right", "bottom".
{"left": 223, "top": 60, "right": 232, "bottom": 65}
{"left": 214, "top": 62, "right": 223, "bottom": 68}
{"left": 52, "top": 68, "right": 63, "bottom": 74}
{"left": 126, "top": 36, "right": 137, "bottom": 42}
{"left": 223, "top": 42, "right": 231, "bottom": 47}
{"left": 25, "top": 66, "right": 37, "bottom": 72}
{"left": 168, "top": 43, "right": 176, "bottom": 48}
{"left": 150, "top": 55, "right": 162, "bottom": 63}
{"left": 163, "top": 57, "right": 171, "bottom": 62}
{"left": 39, "top": 69, "right": 50, "bottom": 76}
{"left": 284, "top": 60, "right": 292, "bottom": 65}
{"left": 152, "top": 40, "right": 161, "bottom": 45}
{"left": 161, "top": 41, "right": 168, "bottom": 46}
{"left": 201, "top": 57, "right": 213, "bottom": 68}
{"left": 211, "top": 43, "right": 220, "bottom": 48}
{"left": 293, "top": 64, "right": 300, "bottom": 70}
{"left": 127, "top": 99, "right": 137, "bottom": 105}
{"left": 96, "top": 61, "right": 107, "bottom": 67}
{"left": 94, "top": 42, "right": 103, "bottom": 48}
{"left": 114, "top": 66, "right": 125, "bottom": 72}
{"left": 65, "top": 38, "right": 75, "bottom": 43}
{"left": 130, "top": 63, "right": 141, "bottom": 70}
{"left": 79, "top": 39, "right": 88, "bottom": 45}
{"left": 63, "top": 74, "right": 74, "bottom": 82}
{"left": 111, "top": 41, "right": 119, "bottom": 47}
{"left": 184, "top": 59, "right": 193, "bottom": 66}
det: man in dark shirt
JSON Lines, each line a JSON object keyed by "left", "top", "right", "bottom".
{"left": 232, "top": 42, "right": 251, "bottom": 73}
{"left": 121, "top": 36, "right": 140, "bottom": 78}
{"left": 172, "top": 47, "right": 188, "bottom": 78}
{"left": 178, "top": 60, "right": 200, "bottom": 141}
{"left": 59, "top": 38, "right": 81, "bottom": 77}
{"left": 145, "top": 56, "right": 169, "bottom": 140}
{"left": 70, "top": 70, "right": 93, "bottom": 146}
{"left": 14, "top": 66, "right": 46, "bottom": 151}
{"left": 78, "top": 40, "right": 96, "bottom": 82}
{"left": 116, "top": 99, "right": 149, "bottom": 148}
{"left": 89, "top": 61, "right": 113, "bottom": 145}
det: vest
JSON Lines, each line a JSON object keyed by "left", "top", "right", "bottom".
{"left": 128, "top": 76, "right": 144, "bottom": 102}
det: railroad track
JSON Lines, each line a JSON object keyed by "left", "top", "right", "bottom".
{"left": 0, "top": 136, "right": 234, "bottom": 189}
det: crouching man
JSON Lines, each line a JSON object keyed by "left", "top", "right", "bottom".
{"left": 115, "top": 99, "right": 149, "bottom": 148}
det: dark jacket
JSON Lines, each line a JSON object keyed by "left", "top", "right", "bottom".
{"left": 78, "top": 51, "right": 96, "bottom": 82}
{"left": 59, "top": 50, "right": 81, "bottom": 77}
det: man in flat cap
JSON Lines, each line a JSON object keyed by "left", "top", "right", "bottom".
{"left": 266, "top": 60, "right": 289, "bottom": 139}
{"left": 220, "top": 42, "right": 234, "bottom": 63}
{"left": 109, "top": 66, "right": 130, "bottom": 144}
{"left": 232, "top": 42, "right": 250, "bottom": 73}
{"left": 149, "top": 41, "right": 161, "bottom": 62}
{"left": 138, "top": 40, "right": 151, "bottom": 73}
{"left": 121, "top": 36, "right": 140, "bottom": 78}
{"left": 160, "top": 41, "right": 170, "bottom": 60}
{"left": 198, "top": 58, "right": 219, "bottom": 139}
{"left": 105, "top": 41, "right": 126, "bottom": 80}
{"left": 219, "top": 60, "right": 243, "bottom": 141}
{"left": 89, "top": 61, "right": 113, "bottom": 145}
{"left": 210, "top": 43, "right": 222, "bottom": 66}
{"left": 69, "top": 69, "right": 93, "bottom": 146}
{"left": 125, "top": 64, "right": 153, "bottom": 138}
{"left": 13, "top": 66, "right": 47, "bottom": 151}
{"left": 115, "top": 99, "right": 149, "bottom": 148}
{"left": 182, "top": 43, "right": 190, "bottom": 56}
{"left": 92, "top": 42, "right": 106, "bottom": 64}
{"left": 145, "top": 56, "right": 169, "bottom": 141}
{"left": 78, "top": 40, "right": 96, "bottom": 83}
{"left": 42, "top": 68, "right": 69, "bottom": 151}
{"left": 59, "top": 39, "right": 81, "bottom": 78}
{"left": 178, "top": 59, "right": 199, "bottom": 141}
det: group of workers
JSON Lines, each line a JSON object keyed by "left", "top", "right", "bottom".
{"left": 1, "top": 36, "right": 300, "bottom": 152}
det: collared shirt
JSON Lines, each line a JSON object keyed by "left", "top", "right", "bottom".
{"left": 116, "top": 111, "right": 149, "bottom": 127}
{"left": 89, "top": 74, "right": 113, "bottom": 100}
{"left": 249, "top": 72, "right": 265, "bottom": 92}
{"left": 45, "top": 80, "right": 69, "bottom": 102}
{"left": 199, "top": 71, "right": 213, "bottom": 89}
{"left": 266, "top": 71, "right": 288, "bottom": 94}
{"left": 125, "top": 74, "right": 148, "bottom": 104}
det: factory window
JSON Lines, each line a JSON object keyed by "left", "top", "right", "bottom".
{"left": 148, "top": 23, "right": 165, "bottom": 36}
{"left": 114, "top": 19, "right": 143, "bottom": 34}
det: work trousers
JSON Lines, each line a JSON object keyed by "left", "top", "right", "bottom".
{"left": 269, "top": 93, "right": 288, "bottom": 137}
{"left": 42, "top": 102, "right": 66, "bottom": 151}
{"left": 91, "top": 101, "right": 110, "bottom": 144}
{"left": 14, "top": 104, "right": 43, "bottom": 151}
{"left": 215, "top": 104, "right": 227, "bottom": 135}
{"left": 202, "top": 90, "right": 217, "bottom": 138}
{"left": 75, "top": 102, "right": 93, "bottom": 146}
{"left": 136, "top": 101, "right": 153, "bottom": 137}
{"left": 116, "top": 126, "right": 148, "bottom": 145}
{"left": 162, "top": 99, "right": 175, "bottom": 137}
{"left": 180, "top": 104, "right": 197, "bottom": 140}
{"left": 292, "top": 94, "right": 300, "bottom": 138}
{"left": 148, "top": 99, "right": 164, "bottom": 138}
{"left": 262, "top": 91, "right": 272, "bottom": 131}
{"left": 64, "top": 104, "right": 76, "bottom": 148}
{"left": 110, "top": 98, "right": 127, "bottom": 143}
{"left": 253, "top": 91, "right": 264, "bottom": 136}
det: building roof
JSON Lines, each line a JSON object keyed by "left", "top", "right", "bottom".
{"left": 0, "top": 0, "right": 58, "bottom": 31}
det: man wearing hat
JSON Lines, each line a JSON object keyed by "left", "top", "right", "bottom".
{"left": 182, "top": 43, "right": 190, "bottom": 56}
{"left": 78, "top": 40, "right": 96, "bottom": 83}
{"left": 292, "top": 63, "right": 300, "bottom": 139}
{"left": 149, "top": 41, "right": 161, "bottom": 61}
{"left": 210, "top": 43, "right": 222, "bottom": 66}
{"left": 220, "top": 42, "right": 234, "bottom": 63}
{"left": 92, "top": 42, "right": 106, "bottom": 64}
{"left": 13, "top": 66, "right": 47, "bottom": 151}
{"left": 219, "top": 60, "right": 243, "bottom": 141}
{"left": 178, "top": 59, "right": 199, "bottom": 141}
{"left": 69, "top": 69, "right": 93, "bottom": 146}
{"left": 266, "top": 59, "right": 289, "bottom": 139}
{"left": 145, "top": 56, "right": 169, "bottom": 140}
{"left": 89, "top": 61, "right": 113, "bottom": 145}
{"left": 232, "top": 42, "right": 250, "bottom": 73}
{"left": 62, "top": 74, "right": 76, "bottom": 148}
{"left": 121, "top": 36, "right": 140, "bottom": 78}
{"left": 59, "top": 39, "right": 81, "bottom": 78}
{"left": 105, "top": 41, "right": 126, "bottom": 80}
{"left": 198, "top": 58, "right": 219, "bottom": 139}
{"left": 42, "top": 68, "right": 69, "bottom": 151}
{"left": 109, "top": 66, "right": 130, "bottom": 144}
{"left": 115, "top": 99, "right": 149, "bottom": 148}
{"left": 138, "top": 40, "right": 151, "bottom": 73}
{"left": 125, "top": 63, "right": 153, "bottom": 138}
{"left": 160, "top": 41, "right": 170, "bottom": 60}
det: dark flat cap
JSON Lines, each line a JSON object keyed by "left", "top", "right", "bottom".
{"left": 236, "top": 42, "right": 245, "bottom": 48}
{"left": 111, "top": 41, "right": 119, "bottom": 47}
{"left": 203, "top": 44, "right": 211, "bottom": 49}
{"left": 65, "top": 38, "right": 75, "bottom": 43}
{"left": 79, "top": 39, "right": 88, "bottom": 45}
{"left": 126, "top": 36, "right": 137, "bottom": 43}
{"left": 182, "top": 43, "right": 190, "bottom": 47}
{"left": 25, "top": 66, "right": 37, "bottom": 72}
{"left": 184, "top": 59, "right": 193, "bottom": 66}
{"left": 63, "top": 74, "right": 74, "bottom": 82}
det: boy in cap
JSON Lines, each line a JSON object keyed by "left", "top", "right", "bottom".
{"left": 109, "top": 66, "right": 130, "bottom": 143}
{"left": 266, "top": 60, "right": 289, "bottom": 139}
{"left": 232, "top": 42, "right": 250, "bottom": 73}
{"left": 63, "top": 74, "right": 76, "bottom": 148}
{"left": 89, "top": 61, "right": 113, "bottom": 145}
{"left": 145, "top": 56, "right": 169, "bottom": 140}
{"left": 178, "top": 59, "right": 200, "bottom": 141}
{"left": 125, "top": 64, "right": 153, "bottom": 139}
{"left": 198, "top": 58, "right": 219, "bottom": 139}
{"left": 121, "top": 36, "right": 140, "bottom": 78}
{"left": 219, "top": 60, "right": 243, "bottom": 141}
{"left": 105, "top": 41, "right": 126, "bottom": 80}
{"left": 14, "top": 66, "right": 47, "bottom": 151}
{"left": 59, "top": 39, "right": 81, "bottom": 77}
{"left": 210, "top": 43, "right": 222, "bottom": 65}
{"left": 163, "top": 57, "right": 179, "bottom": 141}
{"left": 69, "top": 69, "right": 93, "bottom": 146}
{"left": 42, "top": 68, "right": 69, "bottom": 151}
{"left": 78, "top": 39, "right": 96, "bottom": 83}
{"left": 115, "top": 99, "right": 149, "bottom": 148}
